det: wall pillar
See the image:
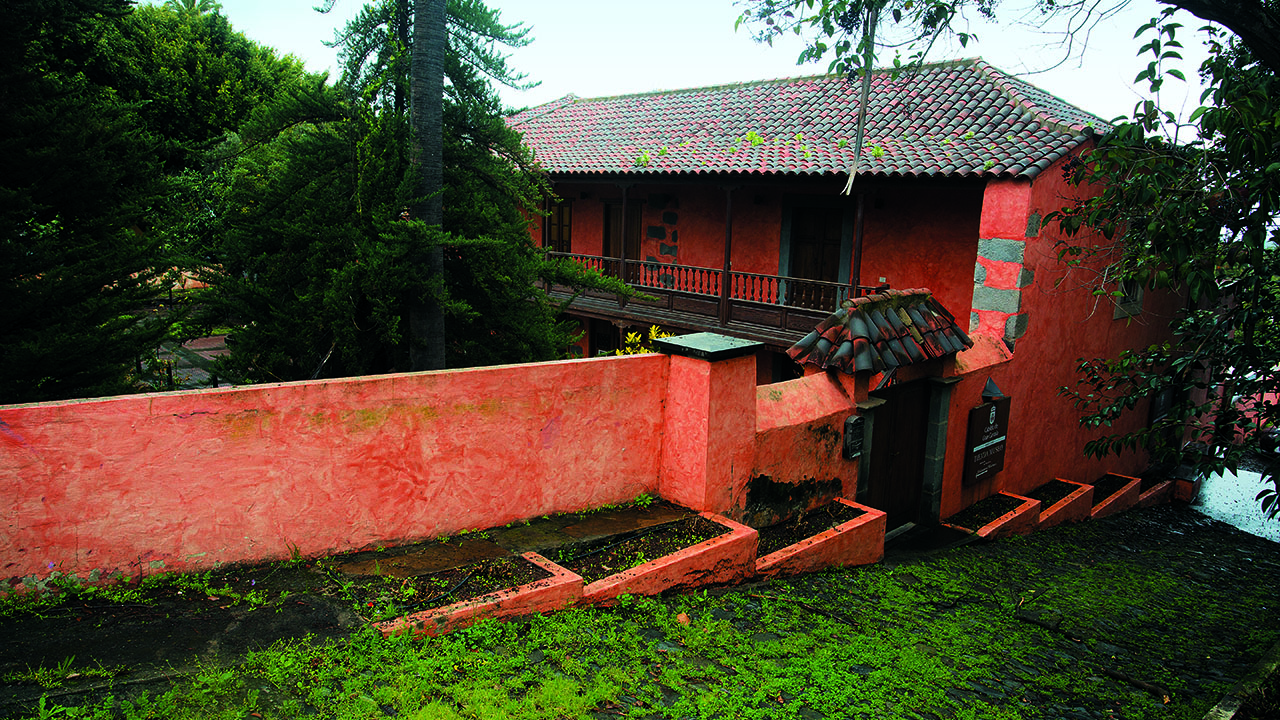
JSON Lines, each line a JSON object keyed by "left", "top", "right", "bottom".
{"left": 656, "top": 333, "right": 761, "bottom": 518}
{"left": 972, "top": 178, "right": 1037, "bottom": 350}
{"left": 920, "top": 376, "right": 960, "bottom": 524}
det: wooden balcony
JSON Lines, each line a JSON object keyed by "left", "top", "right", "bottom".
{"left": 545, "top": 253, "right": 888, "bottom": 347}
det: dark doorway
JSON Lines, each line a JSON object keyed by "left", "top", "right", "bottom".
{"left": 786, "top": 206, "right": 844, "bottom": 309}
{"left": 588, "top": 318, "right": 619, "bottom": 356}
{"left": 864, "top": 379, "right": 930, "bottom": 529}
{"left": 604, "top": 201, "right": 643, "bottom": 281}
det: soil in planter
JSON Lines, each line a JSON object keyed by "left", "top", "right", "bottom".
{"left": 757, "top": 501, "right": 866, "bottom": 558}
{"left": 349, "top": 555, "right": 552, "bottom": 622}
{"left": 551, "top": 516, "right": 729, "bottom": 584}
{"left": 946, "top": 494, "right": 1023, "bottom": 532}
{"left": 1027, "top": 479, "right": 1079, "bottom": 509}
{"left": 1090, "top": 475, "right": 1134, "bottom": 508}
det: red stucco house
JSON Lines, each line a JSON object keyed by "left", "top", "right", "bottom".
{"left": 0, "top": 61, "right": 1195, "bottom": 591}
{"left": 512, "top": 58, "right": 1182, "bottom": 526}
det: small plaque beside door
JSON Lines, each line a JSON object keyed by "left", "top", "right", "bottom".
{"left": 843, "top": 415, "right": 865, "bottom": 460}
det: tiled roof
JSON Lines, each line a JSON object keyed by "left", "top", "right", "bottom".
{"left": 787, "top": 289, "right": 973, "bottom": 374}
{"left": 509, "top": 58, "right": 1107, "bottom": 180}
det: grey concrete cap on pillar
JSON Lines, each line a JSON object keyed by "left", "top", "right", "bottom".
{"left": 977, "top": 238, "right": 1026, "bottom": 264}
{"left": 654, "top": 333, "right": 763, "bottom": 361}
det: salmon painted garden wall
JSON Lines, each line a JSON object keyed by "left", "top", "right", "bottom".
{"left": 1, "top": 355, "right": 670, "bottom": 586}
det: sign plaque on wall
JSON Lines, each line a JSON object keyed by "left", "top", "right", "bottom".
{"left": 963, "top": 396, "right": 1011, "bottom": 485}
{"left": 843, "top": 415, "right": 865, "bottom": 460}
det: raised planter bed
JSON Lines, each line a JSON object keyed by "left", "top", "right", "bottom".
{"left": 1138, "top": 477, "right": 1174, "bottom": 508}
{"left": 553, "top": 512, "right": 757, "bottom": 605}
{"left": 943, "top": 492, "right": 1040, "bottom": 539}
{"left": 375, "top": 552, "right": 581, "bottom": 638}
{"left": 1030, "top": 479, "right": 1093, "bottom": 530}
{"left": 1090, "top": 473, "right": 1143, "bottom": 520}
{"left": 756, "top": 498, "right": 887, "bottom": 579}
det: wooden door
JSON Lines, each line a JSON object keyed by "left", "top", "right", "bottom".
{"left": 604, "top": 202, "right": 643, "bottom": 281}
{"left": 864, "top": 380, "right": 930, "bottom": 529}
{"left": 787, "top": 206, "right": 843, "bottom": 308}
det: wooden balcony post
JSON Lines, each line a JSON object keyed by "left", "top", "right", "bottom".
{"left": 719, "top": 185, "right": 736, "bottom": 325}
{"left": 851, "top": 192, "right": 865, "bottom": 291}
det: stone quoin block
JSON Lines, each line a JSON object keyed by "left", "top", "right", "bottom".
{"left": 972, "top": 286, "right": 1022, "bottom": 314}
{"left": 977, "top": 237, "right": 1026, "bottom": 264}
{"left": 1005, "top": 313, "right": 1029, "bottom": 340}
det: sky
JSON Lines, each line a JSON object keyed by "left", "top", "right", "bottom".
{"left": 155, "top": 0, "right": 1214, "bottom": 134}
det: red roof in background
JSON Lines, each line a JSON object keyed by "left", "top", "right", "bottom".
{"left": 508, "top": 58, "right": 1108, "bottom": 180}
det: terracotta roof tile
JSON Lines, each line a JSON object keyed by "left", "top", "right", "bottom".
{"left": 510, "top": 58, "right": 1107, "bottom": 181}
{"left": 787, "top": 289, "right": 973, "bottom": 374}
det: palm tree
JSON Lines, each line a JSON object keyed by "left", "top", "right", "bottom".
{"left": 163, "top": 0, "right": 222, "bottom": 17}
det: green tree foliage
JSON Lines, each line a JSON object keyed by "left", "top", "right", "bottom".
{"left": 103, "top": 5, "right": 306, "bottom": 172}
{"left": 0, "top": 1, "right": 311, "bottom": 403}
{"left": 1053, "top": 20, "right": 1280, "bottom": 516}
{"left": 736, "top": 0, "right": 1280, "bottom": 77}
{"left": 0, "top": 0, "right": 169, "bottom": 403}
{"left": 204, "top": 0, "right": 622, "bottom": 381}
{"left": 163, "top": 0, "right": 223, "bottom": 17}
{"left": 739, "top": 1, "right": 1280, "bottom": 516}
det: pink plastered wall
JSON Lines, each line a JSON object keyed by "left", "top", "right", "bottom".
{"left": 1, "top": 355, "right": 669, "bottom": 585}
{"left": 753, "top": 373, "right": 860, "bottom": 501}
{"left": 938, "top": 149, "right": 1183, "bottom": 518}
{"left": 859, "top": 181, "right": 984, "bottom": 315}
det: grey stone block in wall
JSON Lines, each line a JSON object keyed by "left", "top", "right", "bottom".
{"left": 662, "top": 211, "right": 678, "bottom": 225}
{"left": 974, "top": 263, "right": 987, "bottom": 285}
{"left": 972, "top": 285, "right": 1022, "bottom": 314}
{"left": 646, "top": 225, "right": 666, "bottom": 239}
{"left": 1017, "top": 268, "right": 1035, "bottom": 288}
{"left": 1025, "top": 212, "right": 1041, "bottom": 238}
{"left": 977, "top": 237, "right": 1026, "bottom": 264}
{"left": 970, "top": 312, "right": 980, "bottom": 333}
{"left": 659, "top": 243, "right": 678, "bottom": 256}
{"left": 1005, "top": 313, "right": 1029, "bottom": 339}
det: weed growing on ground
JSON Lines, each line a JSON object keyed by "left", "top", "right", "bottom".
{"left": 3, "top": 657, "right": 119, "bottom": 690}
{"left": 11, "top": 511, "right": 1280, "bottom": 720}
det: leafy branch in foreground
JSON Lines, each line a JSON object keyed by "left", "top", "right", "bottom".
{"left": 1054, "top": 17, "right": 1279, "bottom": 517}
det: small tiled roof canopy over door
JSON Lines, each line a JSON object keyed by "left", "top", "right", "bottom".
{"left": 787, "top": 289, "right": 974, "bottom": 374}
{"left": 508, "top": 58, "right": 1109, "bottom": 180}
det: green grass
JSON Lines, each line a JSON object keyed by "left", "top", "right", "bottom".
{"left": 8, "top": 516, "right": 1279, "bottom": 720}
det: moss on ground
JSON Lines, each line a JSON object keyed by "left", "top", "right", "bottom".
{"left": 5, "top": 506, "right": 1278, "bottom": 720}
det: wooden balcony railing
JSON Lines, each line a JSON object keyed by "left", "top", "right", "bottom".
{"left": 546, "top": 252, "right": 889, "bottom": 337}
